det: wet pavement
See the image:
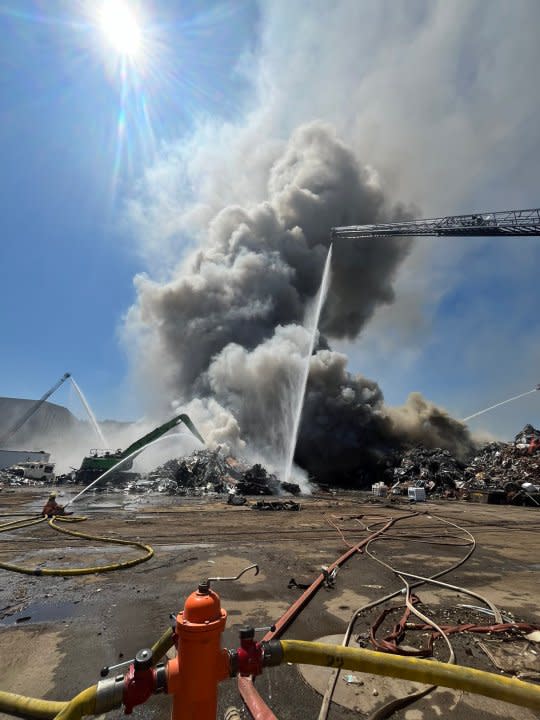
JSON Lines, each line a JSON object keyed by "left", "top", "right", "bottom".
{"left": 1, "top": 488, "right": 540, "bottom": 720}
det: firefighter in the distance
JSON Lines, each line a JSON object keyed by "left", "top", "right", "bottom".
{"left": 42, "top": 492, "right": 71, "bottom": 517}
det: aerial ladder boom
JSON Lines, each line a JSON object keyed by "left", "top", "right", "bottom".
{"left": 0, "top": 372, "right": 71, "bottom": 446}
{"left": 332, "top": 207, "right": 540, "bottom": 239}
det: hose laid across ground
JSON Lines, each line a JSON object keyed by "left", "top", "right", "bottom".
{"left": 0, "top": 693, "right": 66, "bottom": 720}
{"left": 238, "top": 510, "right": 419, "bottom": 720}
{"left": 359, "top": 513, "right": 486, "bottom": 718}
{"left": 317, "top": 512, "right": 475, "bottom": 719}
{"left": 0, "top": 515, "right": 153, "bottom": 576}
{"left": 279, "top": 640, "right": 540, "bottom": 712}
{"left": 0, "top": 517, "right": 48, "bottom": 532}
{"left": 0, "top": 627, "right": 174, "bottom": 720}
{"left": 51, "top": 688, "right": 97, "bottom": 720}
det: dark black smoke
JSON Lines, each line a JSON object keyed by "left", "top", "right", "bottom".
{"left": 128, "top": 122, "right": 475, "bottom": 484}
{"left": 296, "top": 351, "right": 474, "bottom": 484}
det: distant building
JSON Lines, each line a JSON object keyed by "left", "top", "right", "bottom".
{"left": 0, "top": 397, "right": 132, "bottom": 471}
{"left": 0, "top": 397, "right": 79, "bottom": 449}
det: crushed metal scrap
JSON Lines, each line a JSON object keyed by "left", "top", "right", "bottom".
{"left": 251, "top": 500, "right": 300, "bottom": 511}
{"left": 145, "top": 451, "right": 300, "bottom": 497}
{"left": 0, "top": 449, "right": 302, "bottom": 498}
{"left": 386, "top": 424, "right": 540, "bottom": 505}
{"left": 2, "top": 424, "right": 540, "bottom": 507}
{"left": 135, "top": 449, "right": 300, "bottom": 498}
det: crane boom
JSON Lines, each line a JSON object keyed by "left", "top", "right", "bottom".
{"left": 0, "top": 372, "right": 71, "bottom": 446}
{"left": 331, "top": 207, "right": 540, "bottom": 239}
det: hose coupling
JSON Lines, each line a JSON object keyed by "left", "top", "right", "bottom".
{"left": 229, "top": 631, "right": 282, "bottom": 677}
{"left": 230, "top": 627, "right": 264, "bottom": 677}
{"left": 122, "top": 650, "right": 167, "bottom": 714}
{"left": 96, "top": 675, "right": 124, "bottom": 714}
{"left": 261, "top": 640, "right": 283, "bottom": 668}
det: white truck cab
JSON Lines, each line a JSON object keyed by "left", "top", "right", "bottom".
{"left": 9, "top": 461, "right": 56, "bottom": 482}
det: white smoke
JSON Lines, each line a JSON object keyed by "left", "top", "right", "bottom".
{"left": 121, "top": 1, "right": 540, "bottom": 479}
{"left": 122, "top": 122, "right": 475, "bottom": 482}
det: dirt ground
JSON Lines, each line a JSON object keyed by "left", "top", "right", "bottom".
{"left": 1, "top": 487, "right": 540, "bottom": 720}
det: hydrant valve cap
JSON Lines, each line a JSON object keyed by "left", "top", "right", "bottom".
{"left": 134, "top": 649, "right": 153, "bottom": 671}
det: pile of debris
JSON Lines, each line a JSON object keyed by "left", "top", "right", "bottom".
{"left": 463, "top": 435, "right": 540, "bottom": 501}
{"left": 3, "top": 424, "right": 539, "bottom": 507}
{"left": 391, "top": 447, "right": 466, "bottom": 498}
{"left": 386, "top": 424, "right": 540, "bottom": 505}
{"left": 0, "top": 468, "right": 47, "bottom": 488}
{"left": 142, "top": 449, "right": 300, "bottom": 498}
{"left": 251, "top": 499, "right": 300, "bottom": 511}
{"left": 514, "top": 423, "right": 540, "bottom": 450}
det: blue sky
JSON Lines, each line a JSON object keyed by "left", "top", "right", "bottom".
{"left": 1, "top": 0, "right": 539, "bottom": 439}
{"left": 0, "top": 0, "right": 259, "bottom": 418}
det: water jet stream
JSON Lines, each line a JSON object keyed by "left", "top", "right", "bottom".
{"left": 65, "top": 431, "right": 203, "bottom": 506}
{"left": 70, "top": 377, "right": 108, "bottom": 447}
{"left": 283, "top": 245, "right": 333, "bottom": 484}
{"left": 463, "top": 387, "right": 538, "bottom": 422}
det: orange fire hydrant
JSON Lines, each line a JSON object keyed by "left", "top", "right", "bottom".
{"left": 166, "top": 580, "right": 231, "bottom": 720}
{"left": 103, "top": 566, "right": 263, "bottom": 718}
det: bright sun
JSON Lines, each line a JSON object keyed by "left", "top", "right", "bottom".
{"left": 98, "top": 1, "right": 142, "bottom": 58}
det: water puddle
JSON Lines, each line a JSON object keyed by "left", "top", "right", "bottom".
{"left": 156, "top": 543, "right": 214, "bottom": 551}
{"left": 0, "top": 601, "right": 80, "bottom": 627}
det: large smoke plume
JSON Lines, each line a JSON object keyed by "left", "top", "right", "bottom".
{"left": 126, "top": 122, "right": 474, "bottom": 484}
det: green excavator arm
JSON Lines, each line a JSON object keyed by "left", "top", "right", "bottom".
{"left": 77, "top": 413, "right": 205, "bottom": 479}
{"left": 122, "top": 413, "right": 205, "bottom": 457}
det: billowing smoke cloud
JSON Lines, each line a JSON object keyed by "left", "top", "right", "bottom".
{"left": 125, "top": 122, "right": 474, "bottom": 483}
{"left": 287, "top": 348, "right": 473, "bottom": 484}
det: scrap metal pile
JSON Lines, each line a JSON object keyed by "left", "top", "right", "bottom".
{"left": 389, "top": 424, "right": 540, "bottom": 504}
{"left": 141, "top": 449, "right": 301, "bottom": 497}
{"left": 391, "top": 447, "right": 466, "bottom": 497}
{"left": 0, "top": 468, "right": 44, "bottom": 487}
{"left": 2, "top": 425, "right": 540, "bottom": 506}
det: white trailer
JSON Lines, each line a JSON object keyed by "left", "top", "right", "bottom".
{"left": 0, "top": 449, "right": 50, "bottom": 470}
{"left": 9, "top": 460, "right": 55, "bottom": 482}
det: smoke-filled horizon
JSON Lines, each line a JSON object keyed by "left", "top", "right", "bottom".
{"left": 124, "top": 122, "right": 474, "bottom": 483}
{"left": 120, "top": 1, "right": 540, "bottom": 482}
{"left": 1, "top": 1, "right": 539, "bottom": 452}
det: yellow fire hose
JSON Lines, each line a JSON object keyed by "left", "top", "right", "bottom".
{"left": 0, "top": 628, "right": 175, "bottom": 720}
{"left": 0, "top": 693, "right": 66, "bottom": 720}
{"left": 50, "top": 688, "right": 97, "bottom": 720}
{"left": 0, "top": 517, "right": 48, "bottom": 532}
{"left": 1, "top": 632, "right": 539, "bottom": 718}
{"left": 279, "top": 640, "right": 540, "bottom": 712}
{"left": 0, "top": 515, "right": 153, "bottom": 576}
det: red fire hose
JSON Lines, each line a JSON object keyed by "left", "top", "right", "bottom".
{"left": 238, "top": 514, "right": 409, "bottom": 719}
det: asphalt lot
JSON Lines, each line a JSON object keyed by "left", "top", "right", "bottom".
{"left": 1, "top": 487, "right": 540, "bottom": 720}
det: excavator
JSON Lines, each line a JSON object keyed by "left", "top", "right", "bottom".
{"left": 75, "top": 414, "right": 205, "bottom": 483}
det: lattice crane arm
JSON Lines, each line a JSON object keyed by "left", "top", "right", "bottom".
{"left": 332, "top": 207, "right": 540, "bottom": 239}
{"left": 0, "top": 372, "right": 71, "bottom": 446}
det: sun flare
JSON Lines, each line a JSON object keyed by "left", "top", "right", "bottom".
{"left": 98, "top": 1, "right": 142, "bottom": 58}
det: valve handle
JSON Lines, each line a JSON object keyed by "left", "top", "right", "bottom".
{"left": 100, "top": 658, "right": 133, "bottom": 678}
{"left": 239, "top": 624, "right": 276, "bottom": 640}
{"left": 204, "top": 563, "right": 259, "bottom": 589}
{"left": 134, "top": 648, "right": 153, "bottom": 671}
{"left": 100, "top": 647, "right": 154, "bottom": 678}
{"left": 255, "top": 625, "right": 276, "bottom": 633}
